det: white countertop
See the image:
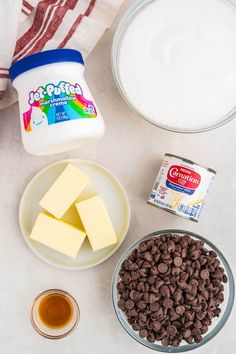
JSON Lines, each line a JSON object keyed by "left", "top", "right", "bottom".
{"left": 0, "top": 3, "right": 235, "bottom": 354}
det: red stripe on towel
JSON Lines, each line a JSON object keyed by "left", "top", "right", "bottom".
{"left": 58, "top": 0, "right": 97, "bottom": 48}
{"left": 25, "top": 0, "right": 77, "bottom": 56}
{"left": 23, "top": 0, "right": 34, "bottom": 11}
{"left": 15, "top": 0, "right": 77, "bottom": 61}
{"left": 58, "top": 14, "right": 83, "bottom": 48}
{"left": 14, "top": 0, "right": 58, "bottom": 59}
{"left": 0, "top": 74, "right": 9, "bottom": 79}
{"left": 85, "top": 0, "right": 96, "bottom": 16}
{"left": 22, "top": 8, "right": 30, "bottom": 16}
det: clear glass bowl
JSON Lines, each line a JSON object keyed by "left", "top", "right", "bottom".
{"left": 30, "top": 289, "right": 80, "bottom": 339}
{"left": 112, "top": 230, "right": 235, "bottom": 352}
{"left": 111, "top": 0, "right": 236, "bottom": 133}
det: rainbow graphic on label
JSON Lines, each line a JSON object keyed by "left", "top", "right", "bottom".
{"left": 23, "top": 81, "right": 97, "bottom": 132}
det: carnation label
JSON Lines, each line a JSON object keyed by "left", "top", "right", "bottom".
{"left": 147, "top": 154, "right": 216, "bottom": 222}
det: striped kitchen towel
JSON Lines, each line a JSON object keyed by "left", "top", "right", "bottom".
{"left": 0, "top": 0, "right": 124, "bottom": 109}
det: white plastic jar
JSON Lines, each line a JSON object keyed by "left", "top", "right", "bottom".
{"left": 9, "top": 49, "right": 105, "bottom": 155}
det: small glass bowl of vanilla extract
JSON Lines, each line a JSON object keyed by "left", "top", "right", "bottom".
{"left": 30, "top": 289, "right": 80, "bottom": 339}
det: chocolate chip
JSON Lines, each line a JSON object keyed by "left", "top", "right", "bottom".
{"left": 132, "top": 323, "right": 141, "bottom": 331}
{"left": 192, "top": 328, "right": 201, "bottom": 337}
{"left": 193, "top": 320, "right": 202, "bottom": 329}
{"left": 185, "top": 336, "right": 194, "bottom": 344}
{"left": 147, "top": 240, "right": 155, "bottom": 249}
{"left": 185, "top": 311, "right": 195, "bottom": 321}
{"left": 200, "top": 269, "right": 210, "bottom": 280}
{"left": 171, "top": 267, "right": 181, "bottom": 276}
{"left": 137, "top": 300, "right": 146, "bottom": 310}
{"left": 150, "top": 266, "right": 158, "bottom": 276}
{"left": 156, "top": 279, "right": 165, "bottom": 289}
{"left": 147, "top": 333, "right": 156, "bottom": 343}
{"left": 175, "top": 305, "right": 185, "bottom": 315}
{"left": 154, "top": 253, "right": 161, "bottom": 263}
{"left": 142, "top": 294, "right": 148, "bottom": 304}
{"left": 125, "top": 299, "right": 135, "bottom": 309}
{"left": 127, "top": 317, "right": 135, "bottom": 325}
{"left": 161, "top": 337, "right": 170, "bottom": 346}
{"left": 123, "top": 272, "right": 131, "bottom": 283}
{"left": 139, "top": 313, "right": 147, "bottom": 322}
{"left": 171, "top": 338, "right": 180, "bottom": 346}
{"left": 131, "top": 271, "right": 139, "bottom": 280}
{"left": 183, "top": 329, "right": 191, "bottom": 338}
{"left": 162, "top": 250, "right": 171, "bottom": 260}
{"left": 177, "top": 280, "right": 187, "bottom": 289}
{"left": 169, "top": 308, "right": 179, "bottom": 321}
{"left": 137, "top": 281, "right": 145, "bottom": 292}
{"left": 195, "top": 240, "right": 204, "bottom": 250}
{"left": 173, "top": 291, "right": 182, "bottom": 303}
{"left": 158, "top": 263, "right": 168, "bottom": 273}
{"left": 184, "top": 321, "right": 193, "bottom": 329}
{"left": 201, "top": 325, "right": 208, "bottom": 334}
{"left": 142, "top": 261, "right": 152, "bottom": 269}
{"left": 139, "top": 243, "right": 147, "bottom": 253}
{"left": 163, "top": 298, "right": 173, "bottom": 309}
{"left": 213, "top": 308, "right": 221, "bottom": 317}
{"left": 127, "top": 309, "right": 138, "bottom": 317}
{"left": 191, "top": 250, "right": 201, "bottom": 260}
{"left": 150, "top": 285, "right": 159, "bottom": 293}
{"left": 117, "top": 281, "right": 125, "bottom": 291}
{"left": 166, "top": 325, "right": 177, "bottom": 337}
{"left": 147, "top": 276, "right": 156, "bottom": 285}
{"left": 172, "top": 320, "right": 181, "bottom": 329}
{"left": 156, "top": 307, "right": 164, "bottom": 319}
{"left": 118, "top": 299, "right": 126, "bottom": 311}
{"left": 149, "top": 293, "right": 159, "bottom": 303}
{"left": 167, "top": 240, "right": 175, "bottom": 253}
{"left": 223, "top": 274, "right": 228, "bottom": 283}
{"left": 209, "top": 250, "right": 217, "bottom": 258}
{"left": 138, "top": 319, "right": 146, "bottom": 327}
{"left": 179, "top": 237, "right": 188, "bottom": 248}
{"left": 194, "top": 335, "right": 202, "bottom": 343}
{"left": 213, "top": 259, "right": 220, "bottom": 268}
{"left": 151, "top": 321, "right": 161, "bottom": 331}
{"left": 150, "top": 303, "right": 160, "bottom": 312}
{"left": 144, "top": 252, "right": 153, "bottom": 262}
{"left": 139, "top": 329, "right": 148, "bottom": 338}
{"left": 173, "top": 257, "right": 182, "bottom": 267}
{"left": 151, "top": 245, "right": 159, "bottom": 255}
{"left": 160, "top": 285, "right": 170, "bottom": 298}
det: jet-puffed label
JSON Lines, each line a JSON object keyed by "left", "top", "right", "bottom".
{"left": 147, "top": 155, "right": 215, "bottom": 222}
{"left": 23, "top": 81, "right": 97, "bottom": 132}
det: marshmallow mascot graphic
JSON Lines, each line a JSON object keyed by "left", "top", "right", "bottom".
{"left": 30, "top": 107, "right": 48, "bottom": 129}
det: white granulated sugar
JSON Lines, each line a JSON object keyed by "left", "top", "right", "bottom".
{"left": 118, "top": 0, "right": 236, "bottom": 130}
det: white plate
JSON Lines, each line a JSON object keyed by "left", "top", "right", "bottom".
{"left": 19, "top": 159, "right": 130, "bottom": 270}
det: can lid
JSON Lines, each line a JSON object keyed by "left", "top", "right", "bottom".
{"left": 165, "top": 153, "right": 216, "bottom": 175}
{"left": 9, "top": 49, "right": 84, "bottom": 81}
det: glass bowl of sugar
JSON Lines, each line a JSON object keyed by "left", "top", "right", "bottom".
{"left": 112, "top": 0, "right": 236, "bottom": 133}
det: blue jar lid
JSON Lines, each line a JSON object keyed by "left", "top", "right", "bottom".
{"left": 9, "top": 49, "right": 84, "bottom": 81}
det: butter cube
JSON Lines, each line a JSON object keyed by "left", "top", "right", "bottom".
{"left": 76, "top": 195, "right": 117, "bottom": 251}
{"left": 39, "top": 164, "right": 89, "bottom": 218}
{"left": 30, "top": 213, "right": 86, "bottom": 258}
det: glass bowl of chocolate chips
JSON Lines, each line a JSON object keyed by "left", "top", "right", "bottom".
{"left": 112, "top": 230, "right": 235, "bottom": 352}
